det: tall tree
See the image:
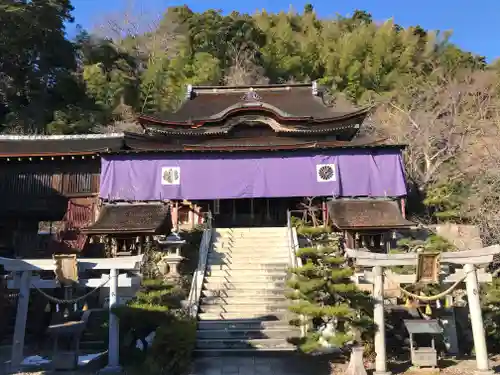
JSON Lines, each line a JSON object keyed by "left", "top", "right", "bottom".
{"left": 0, "top": 0, "right": 80, "bottom": 133}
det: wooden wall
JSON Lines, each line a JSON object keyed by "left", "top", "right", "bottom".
{"left": 0, "top": 158, "right": 100, "bottom": 200}
{"left": 0, "top": 158, "right": 101, "bottom": 257}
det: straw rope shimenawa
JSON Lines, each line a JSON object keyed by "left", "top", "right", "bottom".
{"left": 384, "top": 270, "right": 467, "bottom": 301}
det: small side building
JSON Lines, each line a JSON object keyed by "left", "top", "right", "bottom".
{"left": 0, "top": 134, "right": 124, "bottom": 258}
{"left": 327, "top": 199, "right": 414, "bottom": 253}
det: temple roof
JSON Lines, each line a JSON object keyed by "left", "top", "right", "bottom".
{"left": 82, "top": 202, "right": 171, "bottom": 235}
{"left": 122, "top": 132, "right": 403, "bottom": 153}
{"left": 137, "top": 83, "right": 371, "bottom": 127}
{"left": 0, "top": 134, "right": 125, "bottom": 157}
{"left": 328, "top": 199, "right": 414, "bottom": 230}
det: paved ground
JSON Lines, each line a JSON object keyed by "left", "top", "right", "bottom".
{"left": 189, "top": 355, "right": 338, "bottom": 375}
{"left": 3, "top": 351, "right": 500, "bottom": 375}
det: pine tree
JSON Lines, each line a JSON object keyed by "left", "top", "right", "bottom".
{"left": 287, "top": 225, "right": 374, "bottom": 354}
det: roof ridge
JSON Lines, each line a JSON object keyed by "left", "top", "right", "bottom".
{"left": 192, "top": 83, "right": 313, "bottom": 91}
{"left": 0, "top": 133, "right": 125, "bottom": 141}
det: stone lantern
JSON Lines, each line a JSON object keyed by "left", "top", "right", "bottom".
{"left": 156, "top": 232, "right": 186, "bottom": 279}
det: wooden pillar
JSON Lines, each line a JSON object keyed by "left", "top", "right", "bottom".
{"left": 400, "top": 198, "right": 406, "bottom": 219}
{"left": 10, "top": 271, "right": 32, "bottom": 373}
{"left": 172, "top": 201, "right": 179, "bottom": 232}
{"left": 232, "top": 200, "right": 236, "bottom": 222}
{"left": 373, "top": 266, "right": 390, "bottom": 375}
{"left": 464, "top": 263, "right": 492, "bottom": 374}
{"left": 189, "top": 206, "right": 194, "bottom": 229}
{"left": 321, "top": 200, "right": 328, "bottom": 227}
{"left": 266, "top": 199, "right": 271, "bottom": 222}
{"left": 250, "top": 199, "right": 254, "bottom": 222}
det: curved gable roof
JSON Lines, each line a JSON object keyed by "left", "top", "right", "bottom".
{"left": 137, "top": 83, "right": 370, "bottom": 126}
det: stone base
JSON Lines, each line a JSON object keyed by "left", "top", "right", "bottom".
{"left": 98, "top": 365, "right": 124, "bottom": 374}
{"left": 345, "top": 347, "right": 367, "bottom": 375}
{"left": 473, "top": 370, "right": 494, "bottom": 375}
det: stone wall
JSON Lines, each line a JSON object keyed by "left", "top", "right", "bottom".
{"left": 433, "top": 223, "right": 483, "bottom": 250}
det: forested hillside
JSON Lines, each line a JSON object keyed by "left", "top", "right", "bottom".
{"left": 2, "top": 1, "right": 500, "bottom": 240}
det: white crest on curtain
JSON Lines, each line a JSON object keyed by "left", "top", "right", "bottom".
{"left": 316, "top": 164, "right": 336, "bottom": 182}
{"left": 161, "top": 167, "right": 181, "bottom": 185}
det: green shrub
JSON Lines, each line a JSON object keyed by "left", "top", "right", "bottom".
{"left": 144, "top": 317, "right": 197, "bottom": 375}
{"left": 112, "top": 277, "right": 191, "bottom": 367}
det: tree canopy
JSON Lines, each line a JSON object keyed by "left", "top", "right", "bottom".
{"left": 0, "top": 3, "right": 488, "bottom": 134}
{"left": 3, "top": 2, "right": 500, "bottom": 240}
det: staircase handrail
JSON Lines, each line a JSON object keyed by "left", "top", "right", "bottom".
{"left": 186, "top": 211, "right": 213, "bottom": 318}
{"left": 286, "top": 210, "right": 302, "bottom": 269}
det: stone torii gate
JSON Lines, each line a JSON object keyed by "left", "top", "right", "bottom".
{"left": 0, "top": 255, "right": 143, "bottom": 374}
{"left": 346, "top": 245, "right": 500, "bottom": 375}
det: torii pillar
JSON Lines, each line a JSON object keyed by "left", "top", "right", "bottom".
{"left": 347, "top": 246, "right": 500, "bottom": 375}
{"left": 0, "top": 255, "right": 143, "bottom": 374}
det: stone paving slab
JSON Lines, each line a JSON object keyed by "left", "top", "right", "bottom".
{"left": 190, "top": 355, "right": 335, "bottom": 375}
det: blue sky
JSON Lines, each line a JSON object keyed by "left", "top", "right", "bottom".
{"left": 70, "top": 0, "right": 499, "bottom": 62}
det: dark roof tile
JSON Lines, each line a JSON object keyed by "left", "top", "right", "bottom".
{"left": 0, "top": 134, "right": 125, "bottom": 157}
{"left": 138, "top": 84, "right": 370, "bottom": 125}
{"left": 82, "top": 203, "right": 171, "bottom": 234}
{"left": 328, "top": 199, "right": 414, "bottom": 230}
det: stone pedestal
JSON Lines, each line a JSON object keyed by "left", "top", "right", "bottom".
{"left": 162, "top": 255, "right": 184, "bottom": 278}
{"left": 345, "top": 346, "right": 367, "bottom": 375}
{"left": 156, "top": 233, "right": 186, "bottom": 279}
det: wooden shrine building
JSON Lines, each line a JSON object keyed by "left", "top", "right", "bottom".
{"left": 0, "top": 134, "right": 124, "bottom": 258}
{"left": 104, "top": 82, "right": 409, "bottom": 229}
{"left": 0, "top": 82, "right": 411, "bottom": 258}
{"left": 328, "top": 199, "right": 414, "bottom": 252}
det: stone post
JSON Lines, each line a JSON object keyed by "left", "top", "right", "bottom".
{"left": 100, "top": 268, "right": 122, "bottom": 373}
{"left": 373, "top": 266, "right": 390, "bottom": 375}
{"left": 464, "top": 263, "right": 492, "bottom": 375}
{"left": 10, "top": 271, "right": 31, "bottom": 373}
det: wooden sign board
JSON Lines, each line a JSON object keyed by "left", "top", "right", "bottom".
{"left": 53, "top": 254, "right": 78, "bottom": 286}
{"left": 416, "top": 251, "right": 440, "bottom": 284}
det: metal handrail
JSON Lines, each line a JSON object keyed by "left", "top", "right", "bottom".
{"left": 286, "top": 210, "right": 302, "bottom": 268}
{"left": 186, "top": 211, "right": 213, "bottom": 318}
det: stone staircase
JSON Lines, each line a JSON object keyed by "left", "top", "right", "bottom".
{"left": 195, "top": 227, "right": 298, "bottom": 354}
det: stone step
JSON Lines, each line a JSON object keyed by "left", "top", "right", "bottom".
{"left": 198, "top": 312, "right": 292, "bottom": 320}
{"left": 193, "top": 347, "right": 297, "bottom": 356}
{"left": 196, "top": 328, "right": 296, "bottom": 340}
{"left": 207, "top": 255, "right": 290, "bottom": 264}
{"left": 214, "top": 235, "right": 287, "bottom": 240}
{"left": 200, "top": 296, "right": 287, "bottom": 305}
{"left": 210, "top": 250, "right": 289, "bottom": 257}
{"left": 208, "top": 251, "right": 289, "bottom": 258}
{"left": 214, "top": 231, "right": 289, "bottom": 239}
{"left": 203, "top": 281, "right": 286, "bottom": 290}
{"left": 195, "top": 338, "right": 295, "bottom": 350}
{"left": 206, "top": 263, "right": 289, "bottom": 271}
{"left": 197, "top": 319, "right": 291, "bottom": 330}
{"left": 216, "top": 227, "right": 287, "bottom": 232}
{"left": 206, "top": 269, "right": 287, "bottom": 277}
{"left": 201, "top": 288, "right": 286, "bottom": 298}
{"left": 205, "top": 275, "right": 287, "bottom": 283}
{"left": 211, "top": 244, "right": 289, "bottom": 251}
{"left": 200, "top": 304, "right": 289, "bottom": 314}
{"left": 213, "top": 240, "right": 288, "bottom": 247}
